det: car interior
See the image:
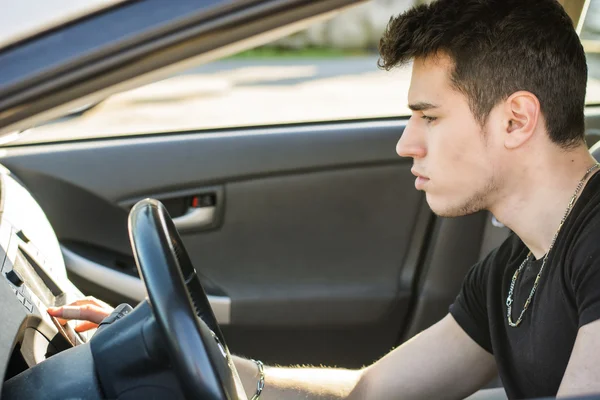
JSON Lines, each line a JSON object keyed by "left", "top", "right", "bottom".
{"left": 0, "top": 0, "right": 599, "bottom": 399}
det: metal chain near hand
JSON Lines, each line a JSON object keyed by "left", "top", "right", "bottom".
{"left": 250, "top": 359, "right": 265, "bottom": 400}
{"left": 506, "top": 163, "right": 600, "bottom": 327}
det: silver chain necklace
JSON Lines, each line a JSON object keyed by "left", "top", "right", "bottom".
{"left": 506, "top": 163, "right": 600, "bottom": 327}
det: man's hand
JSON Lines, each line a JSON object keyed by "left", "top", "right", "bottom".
{"left": 47, "top": 296, "right": 114, "bottom": 332}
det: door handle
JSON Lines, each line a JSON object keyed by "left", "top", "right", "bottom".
{"left": 121, "top": 187, "right": 223, "bottom": 233}
{"left": 173, "top": 206, "right": 216, "bottom": 232}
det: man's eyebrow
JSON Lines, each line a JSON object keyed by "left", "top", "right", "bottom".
{"left": 408, "top": 102, "right": 439, "bottom": 111}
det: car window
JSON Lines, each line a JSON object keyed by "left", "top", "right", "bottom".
{"left": 11, "top": 0, "right": 600, "bottom": 145}
{"left": 12, "top": 0, "right": 414, "bottom": 145}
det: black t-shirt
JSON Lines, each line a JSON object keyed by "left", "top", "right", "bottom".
{"left": 450, "top": 171, "right": 600, "bottom": 399}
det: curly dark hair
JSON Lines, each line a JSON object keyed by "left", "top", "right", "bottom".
{"left": 379, "top": 0, "right": 587, "bottom": 148}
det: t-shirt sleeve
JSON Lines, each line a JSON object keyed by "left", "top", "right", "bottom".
{"left": 569, "top": 219, "right": 600, "bottom": 328}
{"left": 449, "top": 252, "right": 495, "bottom": 354}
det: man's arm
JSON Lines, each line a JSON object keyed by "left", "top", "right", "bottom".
{"left": 234, "top": 356, "right": 361, "bottom": 400}
{"left": 49, "top": 300, "right": 496, "bottom": 399}
{"left": 557, "top": 319, "right": 600, "bottom": 397}
{"left": 235, "top": 314, "right": 497, "bottom": 400}
{"left": 556, "top": 221, "right": 600, "bottom": 398}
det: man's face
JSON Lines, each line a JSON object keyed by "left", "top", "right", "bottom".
{"left": 397, "top": 55, "right": 500, "bottom": 217}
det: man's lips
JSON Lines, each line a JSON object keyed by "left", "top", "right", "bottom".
{"left": 411, "top": 168, "right": 429, "bottom": 180}
{"left": 411, "top": 168, "right": 430, "bottom": 189}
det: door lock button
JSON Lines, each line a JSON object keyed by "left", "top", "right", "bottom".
{"left": 191, "top": 194, "right": 216, "bottom": 208}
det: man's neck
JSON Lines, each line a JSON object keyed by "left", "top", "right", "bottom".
{"left": 490, "top": 147, "right": 597, "bottom": 260}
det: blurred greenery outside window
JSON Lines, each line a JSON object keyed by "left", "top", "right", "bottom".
{"left": 15, "top": 0, "right": 600, "bottom": 145}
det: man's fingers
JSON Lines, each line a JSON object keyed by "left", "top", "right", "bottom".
{"left": 78, "top": 305, "right": 111, "bottom": 324}
{"left": 68, "top": 297, "right": 111, "bottom": 309}
{"left": 47, "top": 307, "right": 66, "bottom": 319}
{"left": 58, "top": 306, "right": 82, "bottom": 320}
{"left": 47, "top": 296, "right": 114, "bottom": 325}
{"left": 74, "top": 321, "right": 98, "bottom": 333}
{"left": 47, "top": 304, "right": 110, "bottom": 324}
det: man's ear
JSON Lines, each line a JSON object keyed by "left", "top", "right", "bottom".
{"left": 503, "top": 91, "right": 540, "bottom": 149}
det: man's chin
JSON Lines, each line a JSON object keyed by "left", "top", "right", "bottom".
{"left": 428, "top": 206, "right": 468, "bottom": 218}
{"left": 425, "top": 193, "right": 483, "bottom": 218}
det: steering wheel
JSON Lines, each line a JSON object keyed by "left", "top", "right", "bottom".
{"left": 128, "top": 198, "right": 247, "bottom": 400}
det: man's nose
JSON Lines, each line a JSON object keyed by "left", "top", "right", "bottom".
{"left": 396, "top": 121, "right": 426, "bottom": 159}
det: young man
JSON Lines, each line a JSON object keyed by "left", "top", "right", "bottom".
{"left": 49, "top": 0, "right": 600, "bottom": 398}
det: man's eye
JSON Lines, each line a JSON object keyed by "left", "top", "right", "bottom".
{"left": 421, "top": 115, "right": 437, "bottom": 123}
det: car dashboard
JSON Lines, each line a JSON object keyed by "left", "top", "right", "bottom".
{"left": 0, "top": 166, "right": 91, "bottom": 388}
{"left": 0, "top": 164, "right": 229, "bottom": 400}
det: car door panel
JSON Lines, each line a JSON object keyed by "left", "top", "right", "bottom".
{"left": 192, "top": 164, "right": 420, "bottom": 327}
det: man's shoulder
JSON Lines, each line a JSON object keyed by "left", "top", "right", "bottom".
{"left": 558, "top": 184, "right": 600, "bottom": 294}
{"left": 569, "top": 171, "right": 600, "bottom": 239}
{"left": 566, "top": 185, "right": 600, "bottom": 259}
